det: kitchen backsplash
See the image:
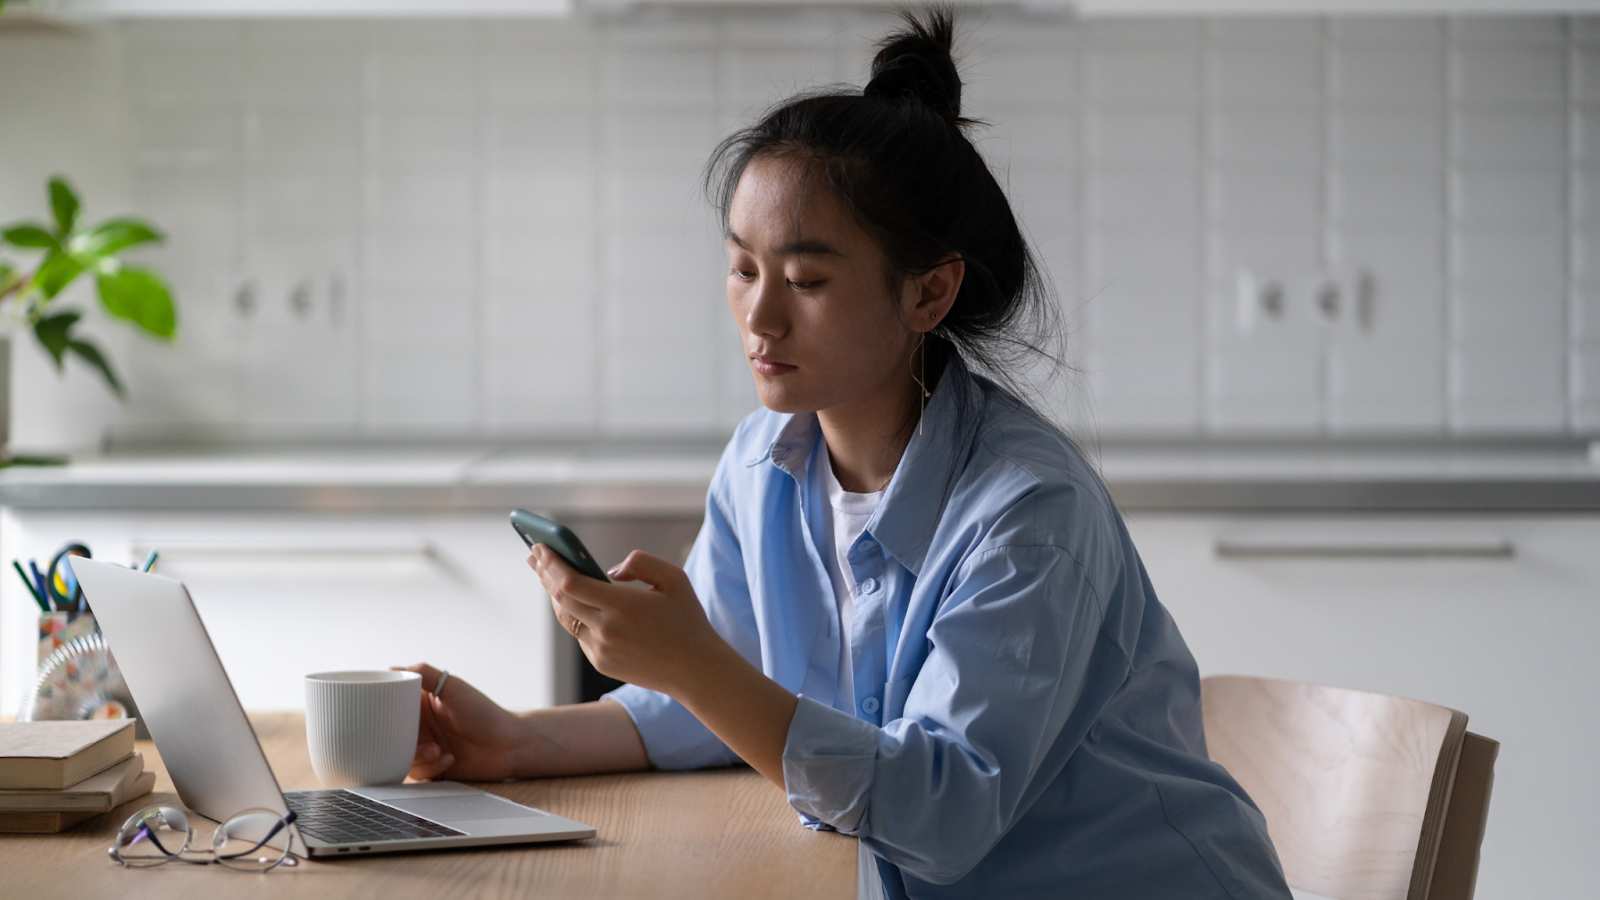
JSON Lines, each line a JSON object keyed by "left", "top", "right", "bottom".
{"left": 10, "top": 10, "right": 1600, "bottom": 441}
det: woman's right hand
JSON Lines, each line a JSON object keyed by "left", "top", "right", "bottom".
{"left": 398, "top": 663, "right": 527, "bottom": 782}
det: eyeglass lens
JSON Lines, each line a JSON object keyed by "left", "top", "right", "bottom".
{"left": 113, "top": 806, "right": 193, "bottom": 867}
{"left": 213, "top": 809, "right": 295, "bottom": 872}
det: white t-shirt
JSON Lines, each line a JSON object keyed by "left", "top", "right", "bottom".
{"left": 820, "top": 445, "right": 885, "bottom": 713}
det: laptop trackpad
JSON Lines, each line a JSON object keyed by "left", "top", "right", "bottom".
{"left": 388, "top": 793, "right": 546, "bottom": 823}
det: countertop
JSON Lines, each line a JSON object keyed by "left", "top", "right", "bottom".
{"left": 3, "top": 437, "right": 1600, "bottom": 513}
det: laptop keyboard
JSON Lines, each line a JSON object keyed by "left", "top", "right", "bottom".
{"left": 284, "top": 789, "right": 465, "bottom": 845}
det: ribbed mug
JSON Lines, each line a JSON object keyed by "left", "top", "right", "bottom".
{"left": 305, "top": 671, "right": 421, "bottom": 786}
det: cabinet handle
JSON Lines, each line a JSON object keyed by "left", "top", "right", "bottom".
{"left": 132, "top": 542, "right": 476, "bottom": 588}
{"left": 1213, "top": 540, "right": 1515, "bottom": 560}
{"left": 134, "top": 543, "right": 436, "bottom": 560}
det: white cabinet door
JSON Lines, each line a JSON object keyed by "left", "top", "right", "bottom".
{"left": 1074, "top": 0, "right": 1600, "bottom": 11}
{"left": 0, "top": 510, "right": 558, "bottom": 717}
{"left": 1125, "top": 512, "right": 1600, "bottom": 900}
{"left": 44, "top": 0, "right": 571, "bottom": 17}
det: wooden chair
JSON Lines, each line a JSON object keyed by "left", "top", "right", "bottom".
{"left": 1201, "top": 675, "right": 1498, "bottom": 900}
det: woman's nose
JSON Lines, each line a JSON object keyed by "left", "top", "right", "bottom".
{"left": 743, "top": 274, "right": 788, "bottom": 340}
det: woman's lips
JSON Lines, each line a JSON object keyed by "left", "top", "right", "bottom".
{"left": 750, "top": 355, "right": 796, "bottom": 377}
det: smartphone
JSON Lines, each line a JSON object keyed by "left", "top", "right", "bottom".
{"left": 510, "top": 509, "right": 611, "bottom": 582}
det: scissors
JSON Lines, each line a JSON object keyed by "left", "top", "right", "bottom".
{"left": 46, "top": 543, "right": 92, "bottom": 613}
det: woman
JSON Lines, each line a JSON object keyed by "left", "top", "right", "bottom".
{"left": 405, "top": 11, "right": 1291, "bottom": 899}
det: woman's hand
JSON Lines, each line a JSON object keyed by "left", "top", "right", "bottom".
{"left": 531, "top": 545, "right": 800, "bottom": 789}
{"left": 396, "top": 663, "right": 527, "bottom": 782}
{"left": 531, "top": 546, "right": 720, "bottom": 695}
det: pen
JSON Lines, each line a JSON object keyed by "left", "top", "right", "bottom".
{"left": 13, "top": 560, "right": 48, "bottom": 612}
{"left": 29, "top": 560, "right": 52, "bottom": 612}
{"left": 140, "top": 550, "right": 158, "bottom": 573}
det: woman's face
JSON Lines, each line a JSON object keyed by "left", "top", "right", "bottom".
{"left": 725, "top": 156, "right": 918, "bottom": 416}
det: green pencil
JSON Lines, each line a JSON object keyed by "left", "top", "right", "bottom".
{"left": 13, "top": 559, "right": 48, "bottom": 611}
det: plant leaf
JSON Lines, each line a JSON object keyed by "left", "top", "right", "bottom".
{"left": 0, "top": 262, "right": 17, "bottom": 297}
{"left": 96, "top": 264, "right": 177, "bottom": 338}
{"left": 2, "top": 224, "right": 58, "bottom": 250}
{"left": 33, "top": 310, "right": 82, "bottom": 369}
{"left": 49, "top": 177, "right": 79, "bottom": 238}
{"left": 78, "top": 218, "right": 163, "bottom": 258}
{"left": 32, "top": 250, "right": 86, "bottom": 300}
{"left": 67, "top": 338, "right": 125, "bottom": 398}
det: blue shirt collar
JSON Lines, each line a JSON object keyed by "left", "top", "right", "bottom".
{"left": 745, "top": 355, "right": 981, "bottom": 577}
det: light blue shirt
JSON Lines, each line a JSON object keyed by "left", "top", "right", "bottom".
{"left": 609, "top": 358, "right": 1292, "bottom": 900}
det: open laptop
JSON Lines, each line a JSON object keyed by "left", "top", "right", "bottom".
{"left": 72, "top": 556, "right": 596, "bottom": 858}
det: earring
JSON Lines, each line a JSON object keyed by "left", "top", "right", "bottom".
{"left": 911, "top": 332, "right": 931, "bottom": 436}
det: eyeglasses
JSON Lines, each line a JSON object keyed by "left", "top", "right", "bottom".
{"left": 109, "top": 805, "right": 299, "bottom": 872}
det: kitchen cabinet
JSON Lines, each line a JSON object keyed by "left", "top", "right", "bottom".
{"left": 0, "top": 509, "right": 563, "bottom": 716}
{"left": 11, "top": 0, "right": 570, "bottom": 18}
{"left": 0, "top": 506, "right": 708, "bottom": 717}
{"left": 14, "top": 0, "right": 1600, "bottom": 18}
{"left": 1071, "top": 0, "right": 1600, "bottom": 13}
{"left": 1125, "top": 511, "right": 1600, "bottom": 900}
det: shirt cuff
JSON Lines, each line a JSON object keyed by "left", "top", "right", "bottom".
{"left": 605, "top": 683, "right": 739, "bottom": 771}
{"left": 783, "top": 694, "right": 881, "bottom": 835}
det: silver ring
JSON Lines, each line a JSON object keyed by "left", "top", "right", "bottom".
{"left": 431, "top": 670, "right": 450, "bottom": 699}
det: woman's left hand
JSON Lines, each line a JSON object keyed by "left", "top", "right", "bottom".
{"left": 530, "top": 545, "right": 720, "bottom": 696}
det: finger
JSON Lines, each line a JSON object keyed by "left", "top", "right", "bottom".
{"left": 408, "top": 751, "right": 455, "bottom": 783}
{"left": 549, "top": 595, "right": 592, "bottom": 641}
{"left": 413, "top": 742, "right": 443, "bottom": 765}
{"left": 548, "top": 583, "right": 602, "bottom": 623}
{"left": 536, "top": 547, "right": 607, "bottom": 616}
{"left": 607, "top": 550, "right": 688, "bottom": 592}
{"left": 417, "top": 692, "right": 438, "bottom": 744}
{"left": 394, "top": 662, "right": 446, "bottom": 695}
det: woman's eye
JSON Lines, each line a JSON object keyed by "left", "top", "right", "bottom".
{"left": 730, "top": 267, "right": 756, "bottom": 281}
{"left": 787, "top": 279, "right": 820, "bottom": 290}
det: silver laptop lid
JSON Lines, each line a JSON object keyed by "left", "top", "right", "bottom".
{"left": 72, "top": 557, "right": 301, "bottom": 849}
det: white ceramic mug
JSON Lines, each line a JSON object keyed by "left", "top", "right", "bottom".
{"left": 305, "top": 670, "right": 421, "bottom": 787}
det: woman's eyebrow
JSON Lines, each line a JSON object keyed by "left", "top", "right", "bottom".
{"left": 777, "top": 239, "right": 843, "bottom": 257}
{"left": 724, "top": 230, "right": 842, "bottom": 258}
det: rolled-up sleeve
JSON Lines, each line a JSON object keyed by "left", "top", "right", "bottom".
{"left": 782, "top": 695, "right": 880, "bottom": 832}
{"left": 606, "top": 448, "right": 760, "bottom": 771}
{"left": 781, "top": 540, "right": 1120, "bottom": 886}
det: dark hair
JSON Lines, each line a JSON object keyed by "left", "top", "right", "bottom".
{"left": 705, "top": 5, "right": 1064, "bottom": 416}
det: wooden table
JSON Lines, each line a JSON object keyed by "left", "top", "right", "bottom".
{"left": 1, "top": 713, "right": 856, "bottom": 899}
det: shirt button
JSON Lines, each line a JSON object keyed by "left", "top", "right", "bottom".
{"left": 858, "top": 577, "right": 878, "bottom": 594}
{"left": 858, "top": 539, "right": 878, "bottom": 554}
{"left": 861, "top": 697, "right": 880, "bottom": 714}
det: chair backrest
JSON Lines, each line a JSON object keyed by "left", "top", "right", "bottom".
{"left": 1427, "top": 732, "right": 1498, "bottom": 900}
{"left": 1201, "top": 675, "right": 1483, "bottom": 900}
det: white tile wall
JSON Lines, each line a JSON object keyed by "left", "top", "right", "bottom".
{"left": 86, "top": 12, "right": 1600, "bottom": 440}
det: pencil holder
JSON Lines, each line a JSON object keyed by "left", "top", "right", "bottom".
{"left": 23, "top": 612, "right": 143, "bottom": 735}
{"left": 38, "top": 610, "right": 98, "bottom": 665}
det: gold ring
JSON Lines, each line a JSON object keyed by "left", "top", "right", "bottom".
{"left": 567, "top": 617, "right": 582, "bottom": 638}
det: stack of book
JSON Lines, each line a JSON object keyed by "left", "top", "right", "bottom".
{"left": 0, "top": 720, "right": 154, "bottom": 833}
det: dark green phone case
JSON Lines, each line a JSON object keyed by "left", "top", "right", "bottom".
{"left": 510, "top": 509, "right": 612, "bottom": 582}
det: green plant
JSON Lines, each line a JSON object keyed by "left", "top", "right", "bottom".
{"left": 0, "top": 176, "right": 178, "bottom": 397}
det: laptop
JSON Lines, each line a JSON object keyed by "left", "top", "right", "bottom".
{"left": 72, "top": 556, "right": 596, "bottom": 858}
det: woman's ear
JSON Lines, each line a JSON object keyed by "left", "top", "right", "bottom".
{"left": 908, "top": 255, "right": 964, "bottom": 334}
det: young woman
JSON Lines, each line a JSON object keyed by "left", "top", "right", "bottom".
{"left": 405, "top": 11, "right": 1291, "bottom": 899}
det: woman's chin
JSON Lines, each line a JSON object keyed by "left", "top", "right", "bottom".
{"left": 754, "top": 384, "right": 821, "bottom": 416}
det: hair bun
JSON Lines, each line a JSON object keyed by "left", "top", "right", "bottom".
{"left": 866, "top": 7, "right": 962, "bottom": 122}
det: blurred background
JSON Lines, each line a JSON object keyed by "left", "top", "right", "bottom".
{"left": 2, "top": 1, "right": 1598, "bottom": 897}
{"left": 3, "top": 4, "right": 1597, "bottom": 445}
